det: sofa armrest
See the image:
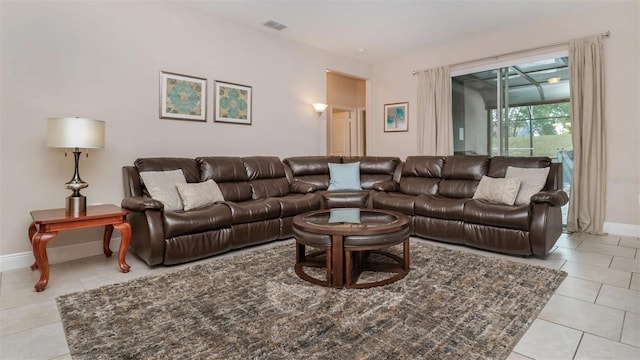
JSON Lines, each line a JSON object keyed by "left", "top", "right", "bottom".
{"left": 371, "top": 180, "right": 399, "bottom": 192}
{"left": 121, "top": 196, "right": 166, "bottom": 265}
{"left": 290, "top": 180, "right": 319, "bottom": 194}
{"left": 531, "top": 190, "right": 569, "bottom": 207}
{"left": 121, "top": 196, "right": 164, "bottom": 212}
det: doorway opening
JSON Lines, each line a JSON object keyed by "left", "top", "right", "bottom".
{"left": 328, "top": 106, "right": 366, "bottom": 156}
{"left": 326, "top": 71, "right": 367, "bottom": 156}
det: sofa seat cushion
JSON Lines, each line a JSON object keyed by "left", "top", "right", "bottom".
{"left": 226, "top": 198, "right": 281, "bottom": 224}
{"left": 275, "top": 193, "right": 321, "bottom": 217}
{"left": 321, "top": 190, "right": 370, "bottom": 209}
{"left": 463, "top": 199, "right": 530, "bottom": 231}
{"left": 163, "top": 203, "right": 232, "bottom": 238}
{"left": 371, "top": 192, "right": 415, "bottom": 215}
{"left": 414, "top": 195, "right": 469, "bottom": 221}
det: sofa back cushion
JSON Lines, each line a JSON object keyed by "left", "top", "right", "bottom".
{"left": 196, "top": 157, "right": 252, "bottom": 202}
{"left": 342, "top": 156, "right": 401, "bottom": 189}
{"left": 398, "top": 156, "right": 444, "bottom": 195}
{"left": 242, "top": 156, "right": 290, "bottom": 199}
{"left": 439, "top": 156, "right": 489, "bottom": 198}
{"left": 488, "top": 156, "right": 554, "bottom": 190}
{"left": 134, "top": 157, "right": 199, "bottom": 198}
{"left": 488, "top": 157, "right": 550, "bottom": 175}
{"left": 283, "top": 156, "right": 342, "bottom": 190}
{"left": 134, "top": 157, "right": 200, "bottom": 183}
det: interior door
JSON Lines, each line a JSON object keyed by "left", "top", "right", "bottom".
{"left": 330, "top": 109, "right": 352, "bottom": 156}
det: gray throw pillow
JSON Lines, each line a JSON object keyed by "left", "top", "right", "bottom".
{"left": 472, "top": 176, "right": 521, "bottom": 205}
{"left": 139, "top": 169, "right": 186, "bottom": 211}
{"left": 505, "top": 166, "right": 551, "bottom": 205}
{"left": 176, "top": 180, "right": 225, "bottom": 211}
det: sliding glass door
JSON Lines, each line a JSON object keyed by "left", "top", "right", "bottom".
{"left": 452, "top": 55, "right": 572, "bottom": 223}
{"left": 453, "top": 57, "right": 570, "bottom": 157}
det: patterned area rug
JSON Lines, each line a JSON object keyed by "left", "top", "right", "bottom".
{"left": 57, "top": 240, "right": 566, "bottom": 359}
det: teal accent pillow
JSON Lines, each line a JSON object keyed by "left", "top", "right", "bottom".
{"left": 328, "top": 162, "right": 362, "bottom": 191}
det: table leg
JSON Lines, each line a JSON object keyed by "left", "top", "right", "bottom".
{"left": 28, "top": 223, "right": 38, "bottom": 270}
{"left": 103, "top": 224, "right": 114, "bottom": 257}
{"left": 326, "top": 247, "right": 332, "bottom": 287}
{"left": 404, "top": 238, "right": 410, "bottom": 271}
{"left": 332, "top": 235, "right": 344, "bottom": 288}
{"left": 296, "top": 242, "right": 306, "bottom": 263}
{"left": 113, "top": 221, "right": 131, "bottom": 273}
{"left": 345, "top": 249, "right": 352, "bottom": 287}
{"left": 31, "top": 231, "right": 58, "bottom": 292}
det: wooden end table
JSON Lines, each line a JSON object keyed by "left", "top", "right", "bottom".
{"left": 28, "top": 204, "right": 132, "bottom": 292}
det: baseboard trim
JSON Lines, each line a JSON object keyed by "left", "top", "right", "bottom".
{"left": 603, "top": 222, "right": 640, "bottom": 237}
{"left": 0, "top": 237, "right": 122, "bottom": 273}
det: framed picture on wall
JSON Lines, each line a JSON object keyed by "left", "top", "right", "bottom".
{"left": 384, "top": 102, "right": 408, "bottom": 132}
{"left": 214, "top": 80, "right": 252, "bottom": 125}
{"left": 159, "top": 71, "right": 207, "bottom": 121}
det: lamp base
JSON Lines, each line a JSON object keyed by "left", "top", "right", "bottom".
{"left": 66, "top": 195, "right": 86, "bottom": 217}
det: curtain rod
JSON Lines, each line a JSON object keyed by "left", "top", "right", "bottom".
{"left": 412, "top": 31, "right": 610, "bottom": 75}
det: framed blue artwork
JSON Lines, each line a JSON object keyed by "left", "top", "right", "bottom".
{"left": 214, "top": 80, "right": 252, "bottom": 125}
{"left": 160, "top": 71, "right": 207, "bottom": 122}
{"left": 384, "top": 102, "right": 408, "bottom": 132}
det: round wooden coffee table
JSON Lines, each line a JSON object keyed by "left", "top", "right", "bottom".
{"left": 292, "top": 208, "right": 410, "bottom": 289}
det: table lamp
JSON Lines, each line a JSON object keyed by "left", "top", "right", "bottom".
{"left": 47, "top": 117, "right": 105, "bottom": 216}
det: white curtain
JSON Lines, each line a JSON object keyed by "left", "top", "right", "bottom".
{"left": 416, "top": 66, "right": 453, "bottom": 155}
{"left": 567, "top": 35, "right": 606, "bottom": 234}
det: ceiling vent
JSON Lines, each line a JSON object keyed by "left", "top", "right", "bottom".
{"left": 263, "top": 20, "right": 287, "bottom": 31}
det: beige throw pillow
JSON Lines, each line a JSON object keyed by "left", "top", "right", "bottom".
{"left": 505, "top": 166, "right": 551, "bottom": 205}
{"left": 139, "top": 169, "right": 187, "bottom": 211}
{"left": 472, "top": 176, "right": 521, "bottom": 205}
{"left": 176, "top": 180, "right": 225, "bottom": 211}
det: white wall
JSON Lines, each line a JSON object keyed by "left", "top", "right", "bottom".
{"left": 0, "top": 1, "right": 371, "bottom": 256}
{"left": 370, "top": 1, "right": 640, "bottom": 229}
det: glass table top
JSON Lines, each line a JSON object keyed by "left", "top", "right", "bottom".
{"left": 302, "top": 208, "right": 400, "bottom": 229}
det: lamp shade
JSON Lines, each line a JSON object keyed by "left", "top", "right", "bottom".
{"left": 47, "top": 117, "right": 105, "bottom": 148}
{"left": 312, "top": 103, "right": 328, "bottom": 114}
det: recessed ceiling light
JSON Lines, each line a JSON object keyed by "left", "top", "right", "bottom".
{"left": 357, "top": 48, "right": 367, "bottom": 53}
{"left": 547, "top": 77, "right": 561, "bottom": 84}
{"left": 263, "top": 20, "right": 287, "bottom": 31}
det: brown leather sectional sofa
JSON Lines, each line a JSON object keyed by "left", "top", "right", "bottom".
{"left": 122, "top": 155, "right": 568, "bottom": 266}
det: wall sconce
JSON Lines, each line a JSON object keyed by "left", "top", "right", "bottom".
{"left": 47, "top": 117, "right": 105, "bottom": 216}
{"left": 312, "top": 103, "right": 328, "bottom": 116}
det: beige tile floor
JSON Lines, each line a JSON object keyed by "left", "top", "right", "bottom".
{"left": 0, "top": 233, "right": 639, "bottom": 359}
